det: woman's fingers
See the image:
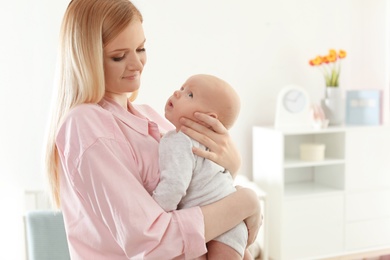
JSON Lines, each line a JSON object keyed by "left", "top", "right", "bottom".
{"left": 181, "top": 123, "right": 216, "bottom": 149}
{"left": 180, "top": 113, "right": 241, "bottom": 174}
{"left": 192, "top": 146, "right": 217, "bottom": 162}
{"left": 245, "top": 205, "right": 262, "bottom": 246}
{"left": 193, "top": 112, "right": 227, "bottom": 134}
{"left": 180, "top": 117, "right": 218, "bottom": 149}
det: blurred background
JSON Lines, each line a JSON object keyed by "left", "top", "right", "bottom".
{"left": 0, "top": 0, "right": 389, "bottom": 259}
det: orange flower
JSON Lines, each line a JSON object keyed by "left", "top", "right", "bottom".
{"left": 329, "top": 49, "right": 337, "bottom": 56}
{"left": 339, "top": 49, "right": 347, "bottom": 59}
{"left": 310, "top": 56, "right": 323, "bottom": 66}
{"left": 327, "top": 53, "right": 337, "bottom": 62}
{"left": 308, "top": 48, "right": 347, "bottom": 87}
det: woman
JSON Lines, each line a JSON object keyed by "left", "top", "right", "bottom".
{"left": 44, "top": 0, "right": 261, "bottom": 259}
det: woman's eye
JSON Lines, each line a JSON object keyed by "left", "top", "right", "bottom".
{"left": 137, "top": 48, "right": 146, "bottom": 53}
{"left": 112, "top": 55, "right": 125, "bottom": 62}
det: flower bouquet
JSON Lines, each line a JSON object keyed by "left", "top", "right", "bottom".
{"left": 309, "top": 49, "right": 347, "bottom": 126}
{"left": 309, "top": 49, "right": 347, "bottom": 87}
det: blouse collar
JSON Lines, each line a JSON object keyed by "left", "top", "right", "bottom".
{"left": 98, "top": 96, "right": 150, "bottom": 137}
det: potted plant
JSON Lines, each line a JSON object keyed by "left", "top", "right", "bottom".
{"left": 309, "top": 49, "right": 347, "bottom": 88}
{"left": 309, "top": 49, "right": 347, "bottom": 125}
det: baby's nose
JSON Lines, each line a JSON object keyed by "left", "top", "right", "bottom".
{"left": 174, "top": 90, "right": 180, "bottom": 97}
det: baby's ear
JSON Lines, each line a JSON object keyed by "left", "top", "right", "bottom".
{"left": 207, "top": 112, "right": 218, "bottom": 119}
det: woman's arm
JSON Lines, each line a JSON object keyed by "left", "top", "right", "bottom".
{"left": 180, "top": 112, "right": 241, "bottom": 175}
{"left": 180, "top": 112, "right": 261, "bottom": 244}
{"left": 201, "top": 187, "right": 261, "bottom": 245}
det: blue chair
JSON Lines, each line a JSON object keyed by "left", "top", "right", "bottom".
{"left": 25, "top": 210, "right": 70, "bottom": 260}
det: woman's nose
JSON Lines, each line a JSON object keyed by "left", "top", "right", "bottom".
{"left": 126, "top": 53, "right": 144, "bottom": 70}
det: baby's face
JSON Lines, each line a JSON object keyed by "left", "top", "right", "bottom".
{"left": 164, "top": 75, "right": 217, "bottom": 130}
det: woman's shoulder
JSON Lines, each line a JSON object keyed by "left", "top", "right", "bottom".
{"left": 68, "top": 103, "right": 107, "bottom": 117}
{"left": 57, "top": 103, "right": 115, "bottom": 146}
{"left": 65, "top": 103, "right": 114, "bottom": 129}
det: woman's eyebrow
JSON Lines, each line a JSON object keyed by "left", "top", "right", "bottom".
{"left": 107, "top": 39, "right": 146, "bottom": 54}
{"left": 108, "top": 48, "right": 129, "bottom": 53}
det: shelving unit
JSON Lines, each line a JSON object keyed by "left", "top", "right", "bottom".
{"left": 253, "top": 125, "right": 390, "bottom": 260}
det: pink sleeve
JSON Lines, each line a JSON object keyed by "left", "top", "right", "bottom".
{"left": 71, "top": 139, "right": 206, "bottom": 259}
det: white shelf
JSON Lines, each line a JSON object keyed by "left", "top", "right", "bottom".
{"left": 253, "top": 125, "right": 390, "bottom": 260}
{"left": 284, "top": 182, "right": 343, "bottom": 198}
{"left": 284, "top": 158, "right": 345, "bottom": 168}
{"left": 258, "top": 125, "right": 386, "bottom": 135}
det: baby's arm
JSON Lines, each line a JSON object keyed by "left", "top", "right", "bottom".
{"left": 152, "top": 131, "right": 194, "bottom": 211}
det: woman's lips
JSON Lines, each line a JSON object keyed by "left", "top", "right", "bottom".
{"left": 123, "top": 74, "right": 138, "bottom": 80}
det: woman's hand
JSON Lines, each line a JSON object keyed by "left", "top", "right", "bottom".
{"left": 236, "top": 186, "right": 262, "bottom": 246}
{"left": 245, "top": 211, "right": 262, "bottom": 247}
{"left": 201, "top": 187, "right": 262, "bottom": 244}
{"left": 180, "top": 112, "right": 241, "bottom": 175}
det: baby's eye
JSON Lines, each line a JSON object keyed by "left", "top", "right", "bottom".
{"left": 188, "top": 92, "right": 193, "bottom": 98}
{"left": 112, "top": 55, "right": 125, "bottom": 62}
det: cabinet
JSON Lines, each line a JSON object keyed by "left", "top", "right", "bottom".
{"left": 253, "top": 125, "right": 390, "bottom": 260}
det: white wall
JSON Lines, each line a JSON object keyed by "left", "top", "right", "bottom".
{"left": 0, "top": 0, "right": 389, "bottom": 257}
{"left": 1, "top": 0, "right": 388, "bottom": 190}
{"left": 0, "top": 0, "right": 69, "bottom": 189}
{"left": 133, "top": 0, "right": 389, "bottom": 181}
{"left": 0, "top": 1, "right": 69, "bottom": 258}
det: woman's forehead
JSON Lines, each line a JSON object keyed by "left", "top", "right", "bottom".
{"left": 104, "top": 20, "right": 145, "bottom": 52}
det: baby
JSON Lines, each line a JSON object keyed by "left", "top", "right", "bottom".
{"left": 153, "top": 74, "right": 252, "bottom": 260}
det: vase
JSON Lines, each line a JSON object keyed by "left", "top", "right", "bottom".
{"left": 321, "top": 87, "right": 345, "bottom": 126}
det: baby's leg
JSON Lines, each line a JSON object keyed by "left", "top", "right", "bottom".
{"left": 243, "top": 249, "right": 254, "bottom": 260}
{"left": 193, "top": 254, "right": 207, "bottom": 260}
{"left": 207, "top": 240, "right": 242, "bottom": 260}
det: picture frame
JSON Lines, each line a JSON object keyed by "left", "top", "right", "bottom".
{"left": 345, "top": 90, "right": 382, "bottom": 125}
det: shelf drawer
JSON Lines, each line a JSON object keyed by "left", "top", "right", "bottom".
{"left": 346, "top": 127, "right": 390, "bottom": 190}
{"left": 346, "top": 218, "right": 390, "bottom": 250}
{"left": 346, "top": 190, "right": 390, "bottom": 221}
{"left": 283, "top": 195, "right": 344, "bottom": 259}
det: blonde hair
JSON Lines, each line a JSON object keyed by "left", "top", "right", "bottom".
{"left": 45, "top": 0, "right": 142, "bottom": 207}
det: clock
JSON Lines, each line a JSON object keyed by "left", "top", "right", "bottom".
{"left": 274, "top": 85, "right": 312, "bottom": 129}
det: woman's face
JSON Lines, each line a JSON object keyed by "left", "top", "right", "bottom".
{"left": 103, "top": 20, "right": 146, "bottom": 96}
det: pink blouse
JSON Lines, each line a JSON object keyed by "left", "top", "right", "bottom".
{"left": 56, "top": 97, "right": 207, "bottom": 259}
